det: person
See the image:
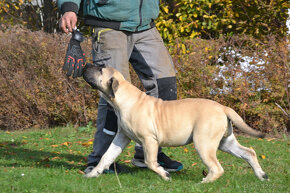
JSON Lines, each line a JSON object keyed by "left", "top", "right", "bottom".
{"left": 57, "top": 0, "right": 183, "bottom": 174}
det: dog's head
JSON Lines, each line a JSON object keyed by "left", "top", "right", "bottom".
{"left": 83, "top": 63, "right": 123, "bottom": 99}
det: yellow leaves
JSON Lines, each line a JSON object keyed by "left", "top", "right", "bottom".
{"left": 181, "top": 43, "right": 186, "bottom": 55}
{"left": 260, "top": 155, "right": 266, "bottom": 159}
{"left": 51, "top": 142, "right": 72, "bottom": 148}
{"left": 184, "top": 147, "right": 189, "bottom": 153}
{"left": 81, "top": 141, "right": 93, "bottom": 147}
{"left": 162, "top": 6, "right": 169, "bottom": 14}
{"left": 180, "top": 27, "right": 184, "bottom": 33}
{"left": 61, "top": 142, "right": 70, "bottom": 147}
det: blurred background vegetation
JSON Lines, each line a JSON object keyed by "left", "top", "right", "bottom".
{"left": 0, "top": 0, "right": 289, "bottom": 136}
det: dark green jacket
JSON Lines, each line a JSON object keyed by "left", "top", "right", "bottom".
{"left": 57, "top": 0, "right": 160, "bottom": 32}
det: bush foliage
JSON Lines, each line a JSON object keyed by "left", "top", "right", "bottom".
{"left": 171, "top": 36, "right": 289, "bottom": 134}
{"left": 157, "top": 0, "right": 289, "bottom": 43}
{"left": 0, "top": 27, "right": 97, "bottom": 130}
{"left": 0, "top": 27, "right": 288, "bottom": 134}
{"left": 1, "top": 0, "right": 288, "bottom": 40}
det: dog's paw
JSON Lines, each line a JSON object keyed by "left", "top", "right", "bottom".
{"left": 261, "top": 173, "right": 269, "bottom": 181}
{"left": 84, "top": 171, "right": 101, "bottom": 178}
{"left": 163, "top": 171, "right": 171, "bottom": 181}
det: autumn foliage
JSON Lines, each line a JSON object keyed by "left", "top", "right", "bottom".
{"left": 0, "top": 27, "right": 97, "bottom": 130}
{"left": 0, "top": 27, "right": 288, "bottom": 134}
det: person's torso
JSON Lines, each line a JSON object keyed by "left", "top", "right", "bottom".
{"left": 84, "top": 0, "right": 160, "bottom": 32}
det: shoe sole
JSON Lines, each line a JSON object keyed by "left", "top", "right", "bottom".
{"left": 131, "top": 158, "right": 184, "bottom": 172}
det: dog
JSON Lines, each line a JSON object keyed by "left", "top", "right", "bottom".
{"left": 82, "top": 63, "right": 268, "bottom": 183}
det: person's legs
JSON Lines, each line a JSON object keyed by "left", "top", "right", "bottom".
{"left": 86, "top": 27, "right": 183, "bottom": 173}
{"left": 86, "top": 28, "right": 133, "bottom": 173}
{"left": 129, "top": 27, "right": 183, "bottom": 172}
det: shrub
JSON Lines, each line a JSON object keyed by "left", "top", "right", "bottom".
{"left": 171, "top": 35, "right": 289, "bottom": 134}
{"left": 0, "top": 27, "right": 288, "bottom": 135}
{"left": 157, "top": 0, "right": 289, "bottom": 44}
{"left": 0, "top": 26, "right": 97, "bottom": 130}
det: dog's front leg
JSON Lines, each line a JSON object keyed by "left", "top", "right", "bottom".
{"left": 85, "top": 131, "right": 131, "bottom": 178}
{"left": 143, "top": 137, "right": 171, "bottom": 181}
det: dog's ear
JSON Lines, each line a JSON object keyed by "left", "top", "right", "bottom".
{"left": 107, "top": 77, "right": 119, "bottom": 98}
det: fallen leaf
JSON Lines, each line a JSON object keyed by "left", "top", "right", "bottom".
{"left": 184, "top": 147, "right": 189, "bottom": 153}
{"left": 66, "top": 160, "right": 75, "bottom": 164}
{"left": 51, "top": 156, "right": 61, "bottom": 160}
{"left": 123, "top": 160, "right": 131, "bottom": 163}
{"left": 40, "top": 138, "right": 49, "bottom": 140}
{"left": 191, "top": 163, "right": 197, "bottom": 166}
{"left": 61, "top": 142, "right": 71, "bottom": 146}
{"left": 81, "top": 141, "right": 93, "bottom": 147}
{"left": 22, "top": 140, "right": 28, "bottom": 144}
{"left": 261, "top": 155, "right": 266, "bottom": 159}
{"left": 267, "top": 138, "right": 275, "bottom": 142}
{"left": 78, "top": 170, "right": 85, "bottom": 175}
{"left": 0, "top": 143, "right": 6, "bottom": 147}
{"left": 51, "top": 144, "right": 59, "bottom": 148}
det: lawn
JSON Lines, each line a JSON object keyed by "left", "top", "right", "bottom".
{"left": 0, "top": 126, "right": 289, "bottom": 193}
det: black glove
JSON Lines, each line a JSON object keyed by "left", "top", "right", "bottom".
{"left": 63, "top": 29, "right": 86, "bottom": 78}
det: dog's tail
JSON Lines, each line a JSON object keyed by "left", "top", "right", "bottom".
{"left": 224, "top": 107, "right": 266, "bottom": 138}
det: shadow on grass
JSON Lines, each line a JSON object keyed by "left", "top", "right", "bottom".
{"left": 0, "top": 141, "right": 133, "bottom": 174}
{"left": 0, "top": 141, "right": 88, "bottom": 170}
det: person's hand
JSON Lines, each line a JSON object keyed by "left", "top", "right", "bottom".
{"left": 59, "top": 12, "right": 77, "bottom": 34}
{"left": 63, "top": 30, "right": 86, "bottom": 78}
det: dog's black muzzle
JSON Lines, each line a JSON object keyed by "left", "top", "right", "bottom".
{"left": 82, "top": 63, "right": 104, "bottom": 89}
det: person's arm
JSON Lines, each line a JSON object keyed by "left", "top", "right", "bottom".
{"left": 57, "top": 0, "right": 81, "bottom": 33}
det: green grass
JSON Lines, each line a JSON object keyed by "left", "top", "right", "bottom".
{"left": 0, "top": 127, "right": 289, "bottom": 193}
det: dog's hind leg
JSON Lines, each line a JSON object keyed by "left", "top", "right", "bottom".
{"left": 218, "top": 134, "right": 268, "bottom": 181}
{"left": 85, "top": 131, "right": 131, "bottom": 178}
{"left": 193, "top": 126, "right": 225, "bottom": 183}
{"left": 194, "top": 141, "right": 224, "bottom": 183}
{"left": 142, "top": 137, "right": 171, "bottom": 181}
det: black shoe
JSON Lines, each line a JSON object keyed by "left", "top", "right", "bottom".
{"left": 131, "top": 152, "right": 183, "bottom": 172}
{"left": 84, "top": 162, "right": 125, "bottom": 174}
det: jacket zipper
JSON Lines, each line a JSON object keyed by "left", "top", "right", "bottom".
{"left": 136, "top": 0, "right": 143, "bottom": 31}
